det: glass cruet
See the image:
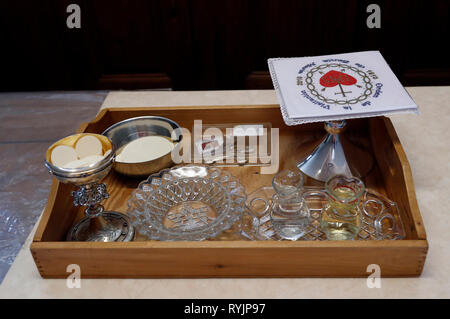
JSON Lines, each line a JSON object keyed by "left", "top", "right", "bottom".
{"left": 270, "top": 169, "right": 310, "bottom": 240}
{"left": 321, "top": 174, "right": 365, "bottom": 240}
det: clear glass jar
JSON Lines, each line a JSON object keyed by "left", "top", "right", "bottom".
{"left": 321, "top": 175, "right": 365, "bottom": 240}
{"left": 270, "top": 170, "right": 310, "bottom": 240}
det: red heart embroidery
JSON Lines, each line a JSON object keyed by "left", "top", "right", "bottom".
{"left": 320, "top": 70, "right": 357, "bottom": 87}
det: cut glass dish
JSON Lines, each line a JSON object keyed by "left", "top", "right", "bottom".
{"left": 246, "top": 186, "right": 405, "bottom": 241}
{"left": 127, "top": 165, "right": 247, "bottom": 241}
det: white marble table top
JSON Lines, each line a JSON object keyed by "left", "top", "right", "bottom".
{"left": 1, "top": 88, "right": 449, "bottom": 298}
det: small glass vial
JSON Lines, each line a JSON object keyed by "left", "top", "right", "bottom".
{"left": 321, "top": 175, "right": 365, "bottom": 240}
{"left": 271, "top": 170, "right": 310, "bottom": 240}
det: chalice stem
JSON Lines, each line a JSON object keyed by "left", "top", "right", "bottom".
{"left": 297, "top": 120, "right": 373, "bottom": 181}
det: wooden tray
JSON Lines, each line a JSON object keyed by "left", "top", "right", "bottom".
{"left": 31, "top": 105, "right": 428, "bottom": 278}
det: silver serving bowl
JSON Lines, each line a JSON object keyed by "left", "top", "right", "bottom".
{"left": 44, "top": 133, "right": 115, "bottom": 186}
{"left": 102, "top": 116, "right": 183, "bottom": 177}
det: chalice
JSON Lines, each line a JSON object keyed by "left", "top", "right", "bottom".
{"left": 45, "top": 133, "right": 134, "bottom": 242}
{"left": 297, "top": 120, "right": 373, "bottom": 182}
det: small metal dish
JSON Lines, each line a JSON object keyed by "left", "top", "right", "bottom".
{"left": 102, "top": 116, "right": 183, "bottom": 177}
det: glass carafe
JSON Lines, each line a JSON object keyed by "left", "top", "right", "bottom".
{"left": 271, "top": 170, "right": 310, "bottom": 240}
{"left": 321, "top": 175, "right": 365, "bottom": 240}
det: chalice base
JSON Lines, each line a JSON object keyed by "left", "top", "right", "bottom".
{"left": 67, "top": 212, "right": 135, "bottom": 242}
{"left": 297, "top": 121, "right": 373, "bottom": 182}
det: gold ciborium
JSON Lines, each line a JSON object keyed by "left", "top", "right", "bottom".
{"left": 45, "top": 133, "right": 134, "bottom": 242}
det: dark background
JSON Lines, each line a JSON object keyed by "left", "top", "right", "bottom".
{"left": 1, "top": 0, "right": 449, "bottom": 91}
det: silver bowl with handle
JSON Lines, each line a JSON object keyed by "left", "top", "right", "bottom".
{"left": 102, "top": 116, "right": 183, "bottom": 177}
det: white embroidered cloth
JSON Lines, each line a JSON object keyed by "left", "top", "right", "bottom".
{"left": 268, "top": 51, "right": 419, "bottom": 125}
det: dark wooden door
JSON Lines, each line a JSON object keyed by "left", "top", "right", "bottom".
{"left": 1, "top": 0, "right": 449, "bottom": 91}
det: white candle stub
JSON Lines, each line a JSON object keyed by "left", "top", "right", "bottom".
{"left": 116, "top": 136, "right": 174, "bottom": 163}
{"left": 51, "top": 145, "right": 78, "bottom": 167}
{"left": 75, "top": 135, "right": 103, "bottom": 159}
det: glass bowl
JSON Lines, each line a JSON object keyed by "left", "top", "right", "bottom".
{"left": 127, "top": 165, "right": 247, "bottom": 241}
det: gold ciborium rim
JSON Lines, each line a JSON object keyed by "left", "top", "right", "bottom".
{"left": 44, "top": 133, "right": 115, "bottom": 180}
